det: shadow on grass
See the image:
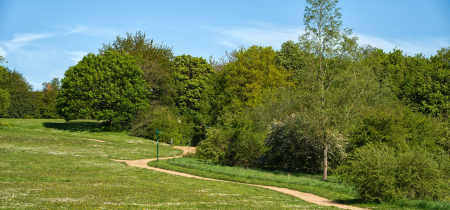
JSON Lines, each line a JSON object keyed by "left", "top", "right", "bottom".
{"left": 43, "top": 121, "right": 130, "bottom": 132}
{"left": 335, "top": 198, "right": 367, "bottom": 205}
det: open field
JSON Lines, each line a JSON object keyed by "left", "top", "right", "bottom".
{"left": 1, "top": 119, "right": 341, "bottom": 209}
{"left": 149, "top": 155, "right": 450, "bottom": 210}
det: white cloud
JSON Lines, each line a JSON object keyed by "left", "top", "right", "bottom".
{"left": 356, "top": 33, "right": 447, "bottom": 56}
{"left": 64, "top": 51, "right": 88, "bottom": 64}
{"left": 209, "top": 22, "right": 304, "bottom": 49}
{"left": 2, "top": 33, "right": 55, "bottom": 51}
{"left": 64, "top": 24, "right": 89, "bottom": 35}
{"left": 208, "top": 22, "right": 447, "bottom": 57}
{"left": 0, "top": 46, "right": 7, "bottom": 56}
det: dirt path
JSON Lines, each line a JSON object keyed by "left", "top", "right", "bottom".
{"left": 112, "top": 146, "right": 366, "bottom": 210}
{"left": 82, "top": 138, "right": 107, "bottom": 143}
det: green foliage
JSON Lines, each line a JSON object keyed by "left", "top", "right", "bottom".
{"left": 300, "top": 0, "right": 363, "bottom": 180}
{"left": 5, "top": 89, "right": 39, "bottom": 118}
{"left": 259, "top": 112, "right": 346, "bottom": 173}
{"left": 196, "top": 126, "right": 266, "bottom": 167}
{"left": 100, "top": 31, "right": 175, "bottom": 106}
{"left": 129, "top": 105, "right": 194, "bottom": 145}
{"left": 216, "top": 45, "right": 291, "bottom": 111}
{"left": 0, "top": 68, "right": 32, "bottom": 91}
{"left": 56, "top": 51, "right": 150, "bottom": 124}
{"left": 383, "top": 47, "right": 450, "bottom": 118}
{"left": 0, "top": 89, "right": 10, "bottom": 116}
{"left": 37, "top": 78, "right": 61, "bottom": 118}
{"left": 346, "top": 105, "right": 449, "bottom": 153}
{"left": 0, "top": 67, "right": 36, "bottom": 118}
{"left": 344, "top": 144, "right": 450, "bottom": 202}
{"left": 173, "top": 54, "right": 215, "bottom": 117}
{"left": 196, "top": 111, "right": 267, "bottom": 167}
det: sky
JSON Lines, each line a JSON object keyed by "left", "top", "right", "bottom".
{"left": 0, "top": 0, "right": 449, "bottom": 90}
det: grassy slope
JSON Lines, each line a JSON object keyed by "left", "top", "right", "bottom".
{"left": 148, "top": 157, "right": 450, "bottom": 210}
{"left": 0, "top": 119, "right": 339, "bottom": 209}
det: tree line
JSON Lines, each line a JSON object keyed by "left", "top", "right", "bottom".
{"left": 1, "top": 0, "right": 449, "bottom": 203}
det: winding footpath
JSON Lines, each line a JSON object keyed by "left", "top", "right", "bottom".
{"left": 112, "top": 146, "right": 366, "bottom": 210}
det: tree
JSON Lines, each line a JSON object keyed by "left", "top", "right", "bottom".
{"left": 38, "top": 78, "right": 61, "bottom": 118}
{"left": 0, "top": 57, "right": 36, "bottom": 118}
{"left": 173, "top": 54, "right": 215, "bottom": 118}
{"left": 0, "top": 56, "right": 10, "bottom": 116}
{"left": 216, "top": 45, "right": 292, "bottom": 113}
{"left": 299, "top": 0, "right": 363, "bottom": 180}
{"left": 56, "top": 51, "right": 150, "bottom": 125}
{"left": 384, "top": 47, "right": 450, "bottom": 119}
{"left": 100, "top": 31, "right": 175, "bottom": 106}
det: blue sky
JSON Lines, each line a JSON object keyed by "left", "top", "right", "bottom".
{"left": 1, "top": 0, "right": 449, "bottom": 90}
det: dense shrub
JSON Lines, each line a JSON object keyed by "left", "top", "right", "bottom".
{"left": 129, "top": 106, "right": 194, "bottom": 145}
{"left": 196, "top": 112, "right": 267, "bottom": 167}
{"left": 196, "top": 127, "right": 266, "bottom": 167}
{"left": 258, "top": 113, "right": 347, "bottom": 174}
{"left": 5, "top": 89, "right": 39, "bottom": 118}
{"left": 345, "top": 144, "right": 450, "bottom": 202}
{"left": 346, "top": 105, "right": 449, "bottom": 153}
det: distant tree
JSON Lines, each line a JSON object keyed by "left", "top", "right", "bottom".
{"left": 100, "top": 31, "right": 175, "bottom": 105}
{"left": 0, "top": 56, "right": 10, "bottom": 116}
{"left": 0, "top": 58, "right": 36, "bottom": 118}
{"left": 276, "top": 40, "right": 308, "bottom": 83}
{"left": 173, "top": 55, "right": 215, "bottom": 118}
{"left": 216, "top": 45, "right": 292, "bottom": 112}
{"left": 42, "top": 78, "right": 61, "bottom": 92}
{"left": 385, "top": 47, "right": 450, "bottom": 119}
{"left": 56, "top": 51, "right": 150, "bottom": 125}
{"left": 37, "top": 78, "right": 61, "bottom": 118}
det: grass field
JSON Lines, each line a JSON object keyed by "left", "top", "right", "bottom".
{"left": 148, "top": 152, "right": 450, "bottom": 210}
{"left": 1, "top": 118, "right": 343, "bottom": 209}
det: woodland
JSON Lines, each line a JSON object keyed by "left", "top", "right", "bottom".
{"left": 1, "top": 0, "right": 449, "bottom": 203}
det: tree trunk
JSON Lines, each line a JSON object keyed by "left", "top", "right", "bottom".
{"left": 323, "top": 143, "right": 328, "bottom": 180}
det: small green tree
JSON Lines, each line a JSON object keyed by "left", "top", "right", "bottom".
{"left": 56, "top": 51, "right": 150, "bottom": 125}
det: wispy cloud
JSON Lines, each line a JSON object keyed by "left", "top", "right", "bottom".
{"left": 208, "top": 22, "right": 304, "bottom": 49}
{"left": 64, "top": 24, "right": 89, "bottom": 35}
{"left": 2, "top": 33, "right": 55, "bottom": 51}
{"left": 356, "top": 33, "right": 448, "bottom": 56}
{"left": 0, "top": 46, "right": 7, "bottom": 57}
{"left": 208, "top": 22, "right": 447, "bottom": 57}
{"left": 64, "top": 51, "right": 88, "bottom": 64}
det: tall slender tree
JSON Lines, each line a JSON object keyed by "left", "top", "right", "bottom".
{"left": 300, "top": 0, "right": 360, "bottom": 180}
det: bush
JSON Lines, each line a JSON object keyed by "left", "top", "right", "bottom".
{"left": 129, "top": 106, "right": 194, "bottom": 145}
{"left": 196, "top": 127, "right": 266, "bottom": 167}
{"left": 346, "top": 105, "right": 449, "bottom": 153}
{"left": 258, "top": 113, "right": 347, "bottom": 174}
{"left": 345, "top": 144, "right": 450, "bottom": 202}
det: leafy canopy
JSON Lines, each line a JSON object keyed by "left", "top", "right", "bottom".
{"left": 100, "top": 31, "right": 175, "bottom": 106}
{"left": 57, "top": 51, "right": 150, "bottom": 124}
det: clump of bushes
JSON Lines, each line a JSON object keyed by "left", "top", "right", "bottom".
{"left": 258, "top": 113, "right": 347, "bottom": 174}
{"left": 196, "top": 112, "right": 266, "bottom": 167}
{"left": 344, "top": 144, "right": 450, "bottom": 202}
{"left": 129, "top": 105, "right": 194, "bottom": 145}
{"left": 346, "top": 105, "right": 448, "bottom": 153}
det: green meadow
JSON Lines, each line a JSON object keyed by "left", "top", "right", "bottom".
{"left": 1, "top": 119, "right": 342, "bottom": 209}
